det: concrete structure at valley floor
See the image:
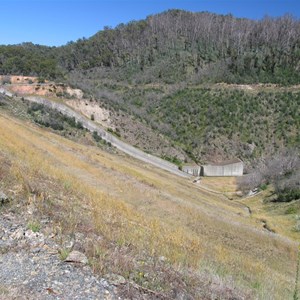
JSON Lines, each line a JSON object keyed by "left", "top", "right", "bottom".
{"left": 202, "top": 159, "right": 244, "bottom": 176}
{"left": 183, "top": 159, "right": 244, "bottom": 177}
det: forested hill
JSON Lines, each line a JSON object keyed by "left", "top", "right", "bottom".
{"left": 1, "top": 10, "right": 300, "bottom": 84}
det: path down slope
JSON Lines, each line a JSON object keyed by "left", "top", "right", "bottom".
{"left": 1, "top": 88, "right": 189, "bottom": 178}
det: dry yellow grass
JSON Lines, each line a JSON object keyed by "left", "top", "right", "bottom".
{"left": 199, "top": 176, "right": 238, "bottom": 193}
{"left": 0, "top": 111, "right": 298, "bottom": 299}
{"left": 238, "top": 190, "right": 300, "bottom": 241}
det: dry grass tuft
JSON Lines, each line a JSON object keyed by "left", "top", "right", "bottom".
{"left": 0, "top": 111, "right": 298, "bottom": 299}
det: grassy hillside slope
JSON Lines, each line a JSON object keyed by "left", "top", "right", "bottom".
{"left": 0, "top": 101, "right": 298, "bottom": 298}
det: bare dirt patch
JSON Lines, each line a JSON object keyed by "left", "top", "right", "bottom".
{"left": 66, "top": 99, "right": 114, "bottom": 129}
{"left": 7, "top": 84, "right": 83, "bottom": 99}
{"left": 0, "top": 76, "right": 83, "bottom": 99}
{"left": 0, "top": 75, "right": 39, "bottom": 84}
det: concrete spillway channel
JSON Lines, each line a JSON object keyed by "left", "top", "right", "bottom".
{"left": 0, "top": 89, "right": 189, "bottom": 178}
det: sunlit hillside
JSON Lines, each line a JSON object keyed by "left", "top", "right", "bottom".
{"left": 0, "top": 104, "right": 298, "bottom": 299}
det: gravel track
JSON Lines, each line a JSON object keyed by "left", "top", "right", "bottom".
{"left": 0, "top": 88, "right": 190, "bottom": 179}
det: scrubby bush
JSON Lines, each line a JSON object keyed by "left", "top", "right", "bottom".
{"left": 285, "top": 207, "right": 297, "bottom": 215}
{"left": 162, "top": 155, "right": 183, "bottom": 167}
{"left": 275, "top": 188, "right": 300, "bottom": 202}
{"left": 27, "top": 102, "right": 86, "bottom": 132}
{"left": 37, "top": 77, "right": 45, "bottom": 83}
{"left": 238, "top": 149, "right": 300, "bottom": 202}
{"left": 92, "top": 131, "right": 102, "bottom": 142}
{"left": 107, "top": 127, "right": 121, "bottom": 137}
{"left": 76, "top": 121, "right": 84, "bottom": 129}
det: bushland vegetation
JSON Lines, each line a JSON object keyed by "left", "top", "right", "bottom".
{"left": 68, "top": 79, "right": 300, "bottom": 163}
{"left": 238, "top": 148, "right": 300, "bottom": 202}
{"left": 27, "top": 102, "right": 84, "bottom": 131}
{"left": 0, "top": 10, "right": 299, "bottom": 85}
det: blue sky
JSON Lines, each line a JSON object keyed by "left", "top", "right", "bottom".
{"left": 1, "top": 0, "right": 299, "bottom": 46}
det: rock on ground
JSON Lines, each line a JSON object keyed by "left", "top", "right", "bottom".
{"left": 0, "top": 212, "right": 119, "bottom": 300}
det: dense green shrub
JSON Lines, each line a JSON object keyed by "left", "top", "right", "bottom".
{"left": 276, "top": 189, "right": 300, "bottom": 203}
{"left": 92, "top": 131, "right": 102, "bottom": 142}
{"left": 161, "top": 155, "right": 183, "bottom": 167}
{"left": 27, "top": 102, "right": 84, "bottom": 131}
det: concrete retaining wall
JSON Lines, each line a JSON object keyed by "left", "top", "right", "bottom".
{"left": 203, "top": 162, "right": 243, "bottom": 176}
{"left": 182, "top": 166, "right": 201, "bottom": 177}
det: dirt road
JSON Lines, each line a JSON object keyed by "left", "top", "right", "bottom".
{"left": 0, "top": 88, "right": 189, "bottom": 178}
